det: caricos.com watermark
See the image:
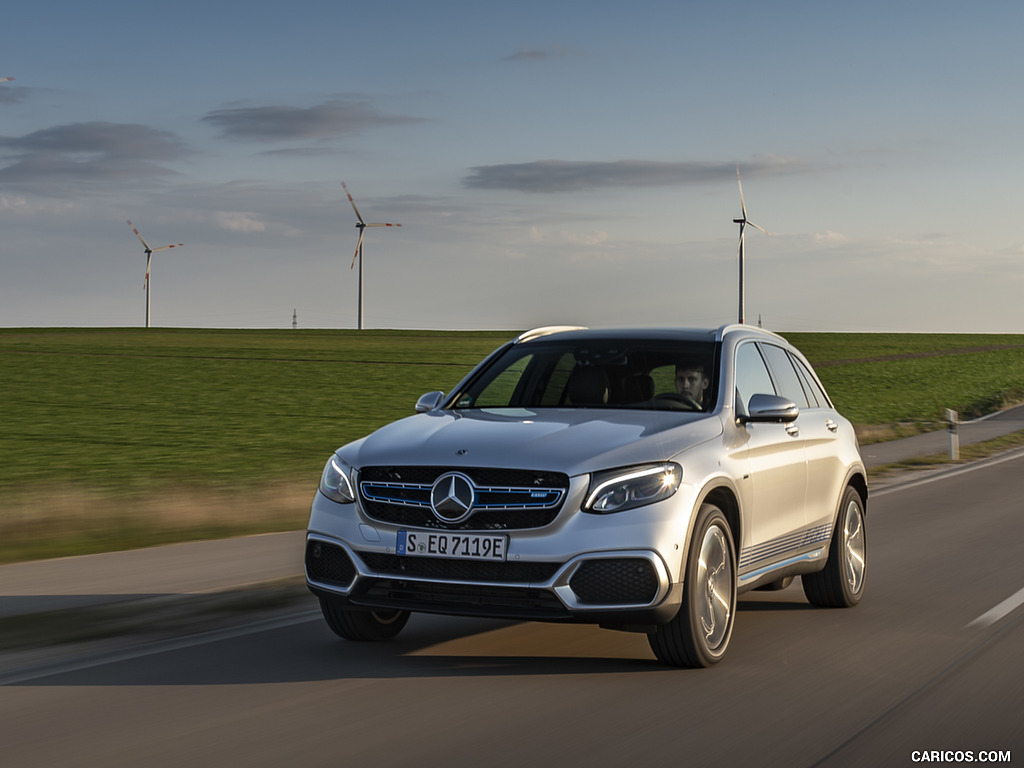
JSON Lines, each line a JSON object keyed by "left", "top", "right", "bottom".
{"left": 911, "top": 751, "right": 1012, "bottom": 763}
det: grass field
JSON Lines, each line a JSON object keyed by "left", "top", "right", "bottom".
{"left": 3, "top": 327, "right": 1024, "bottom": 562}
{"left": 786, "top": 332, "right": 1024, "bottom": 430}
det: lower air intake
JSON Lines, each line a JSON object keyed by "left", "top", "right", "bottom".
{"left": 569, "top": 558, "right": 660, "bottom": 605}
{"left": 306, "top": 540, "right": 357, "bottom": 588}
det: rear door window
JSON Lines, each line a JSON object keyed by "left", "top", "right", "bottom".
{"left": 791, "top": 355, "right": 831, "bottom": 409}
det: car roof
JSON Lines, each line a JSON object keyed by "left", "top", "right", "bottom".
{"left": 514, "top": 324, "right": 790, "bottom": 346}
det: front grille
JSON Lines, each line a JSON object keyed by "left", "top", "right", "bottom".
{"left": 359, "top": 552, "right": 561, "bottom": 583}
{"left": 351, "top": 579, "right": 570, "bottom": 619}
{"left": 569, "top": 558, "right": 660, "bottom": 605}
{"left": 306, "top": 540, "right": 357, "bottom": 588}
{"left": 358, "top": 466, "right": 570, "bottom": 530}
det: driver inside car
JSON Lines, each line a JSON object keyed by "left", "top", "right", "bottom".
{"left": 675, "top": 361, "right": 710, "bottom": 410}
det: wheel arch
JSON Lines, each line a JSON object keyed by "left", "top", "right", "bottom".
{"left": 696, "top": 481, "right": 742, "bottom": 558}
{"left": 849, "top": 471, "right": 868, "bottom": 508}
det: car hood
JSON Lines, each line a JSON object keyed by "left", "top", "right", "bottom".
{"left": 342, "top": 408, "right": 723, "bottom": 476}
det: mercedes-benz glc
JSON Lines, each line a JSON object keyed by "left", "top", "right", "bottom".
{"left": 305, "top": 325, "right": 867, "bottom": 667}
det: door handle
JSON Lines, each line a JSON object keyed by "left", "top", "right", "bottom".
{"left": 786, "top": 424, "right": 800, "bottom": 437}
{"left": 825, "top": 419, "right": 838, "bottom": 433}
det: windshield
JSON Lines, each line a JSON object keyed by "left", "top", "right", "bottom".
{"left": 452, "top": 338, "right": 718, "bottom": 412}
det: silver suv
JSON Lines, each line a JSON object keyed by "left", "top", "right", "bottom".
{"left": 305, "top": 325, "right": 867, "bottom": 667}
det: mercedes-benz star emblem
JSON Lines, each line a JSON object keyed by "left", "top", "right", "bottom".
{"left": 430, "top": 472, "right": 475, "bottom": 523}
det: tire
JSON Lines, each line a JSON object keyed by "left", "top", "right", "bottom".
{"left": 319, "top": 598, "right": 410, "bottom": 641}
{"left": 802, "top": 486, "right": 866, "bottom": 608}
{"left": 648, "top": 503, "right": 737, "bottom": 667}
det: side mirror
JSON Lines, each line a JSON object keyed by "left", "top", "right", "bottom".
{"left": 415, "top": 391, "right": 445, "bottom": 413}
{"left": 741, "top": 394, "right": 799, "bottom": 424}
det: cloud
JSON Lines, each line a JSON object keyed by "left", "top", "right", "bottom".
{"left": 505, "top": 45, "right": 582, "bottom": 62}
{"left": 215, "top": 211, "right": 266, "bottom": 233}
{"left": 559, "top": 230, "right": 609, "bottom": 246}
{"left": 0, "top": 122, "right": 191, "bottom": 194}
{"left": 529, "top": 227, "right": 609, "bottom": 246}
{"left": 0, "top": 195, "right": 31, "bottom": 212}
{"left": 1, "top": 122, "right": 187, "bottom": 160}
{"left": 255, "top": 146, "right": 339, "bottom": 157}
{"left": 464, "top": 157, "right": 812, "bottom": 193}
{"left": 202, "top": 98, "right": 426, "bottom": 142}
{"left": 814, "top": 230, "right": 849, "bottom": 245}
{"left": 0, "top": 82, "right": 27, "bottom": 105}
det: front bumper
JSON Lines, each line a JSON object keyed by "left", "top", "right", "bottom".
{"left": 306, "top": 533, "right": 683, "bottom": 625}
{"left": 305, "top": 483, "right": 693, "bottom": 626}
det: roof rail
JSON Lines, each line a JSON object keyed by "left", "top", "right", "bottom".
{"left": 515, "top": 325, "right": 587, "bottom": 343}
{"left": 715, "top": 323, "right": 788, "bottom": 343}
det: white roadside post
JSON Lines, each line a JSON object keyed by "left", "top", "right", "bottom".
{"left": 947, "top": 408, "right": 960, "bottom": 461}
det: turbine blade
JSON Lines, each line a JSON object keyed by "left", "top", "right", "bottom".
{"left": 736, "top": 167, "right": 748, "bottom": 220}
{"left": 341, "top": 181, "right": 366, "bottom": 225}
{"left": 747, "top": 221, "right": 773, "bottom": 237}
{"left": 0, "top": 77, "right": 14, "bottom": 83}
{"left": 152, "top": 243, "right": 184, "bottom": 252}
{"left": 364, "top": 222, "right": 402, "bottom": 228}
{"left": 144, "top": 253, "right": 152, "bottom": 290}
{"left": 127, "top": 220, "right": 151, "bottom": 251}
{"left": 350, "top": 230, "right": 364, "bottom": 269}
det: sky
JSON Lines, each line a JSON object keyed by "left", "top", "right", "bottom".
{"left": 3, "top": 0, "right": 1024, "bottom": 333}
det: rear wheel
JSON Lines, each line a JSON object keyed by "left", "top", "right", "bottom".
{"left": 648, "top": 503, "right": 736, "bottom": 667}
{"left": 802, "top": 486, "right": 866, "bottom": 608}
{"left": 319, "top": 598, "right": 410, "bottom": 641}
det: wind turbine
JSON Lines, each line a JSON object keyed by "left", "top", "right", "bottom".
{"left": 127, "top": 220, "right": 183, "bottom": 328}
{"left": 342, "top": 182, "right": 401, "bottom": 330}
{"left": 732, "top": 167, "right": 772, "bottom": 325}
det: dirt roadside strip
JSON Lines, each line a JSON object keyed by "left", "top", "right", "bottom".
{"left": 4, "top": 405, "right": 1024, "bottom": 661}
{"left": 0, "top": 531, "right": 311, "bottom": 661}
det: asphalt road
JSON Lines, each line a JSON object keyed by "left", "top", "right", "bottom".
{"left": 3, "top": 450, "right": 1023, "bottom": 768}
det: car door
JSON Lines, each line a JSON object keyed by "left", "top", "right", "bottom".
{"left": 787, "top": 351, "right": 848, "bottom": 538}
{"left": 758, "top": 343, "right": 841, "bottom": 551}
{"left": 733, "top": 341, "right": 808, "bottom": 577}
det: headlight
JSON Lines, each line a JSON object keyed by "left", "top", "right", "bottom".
{"left": 584, "top": 463, "right": 681, "bottom": 514}
{"left": 320, "top": 455, "right": 356, "bottom": 504}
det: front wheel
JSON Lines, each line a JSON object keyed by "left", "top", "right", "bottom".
{"left": 648, "top": 503, "right": 736, "bottom": 667}
{"left": 319, "top": 598, "right": 410, "bottom": 641}
{"left": 802, "top": 486, "right": 866, "bottom": 608}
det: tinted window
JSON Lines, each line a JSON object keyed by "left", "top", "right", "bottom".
{"left": 455, "top": 338, "right": 717, "bottom": 411}
{"left": 467, "top": 353, "right": 533, "bottom": 407}
{"left": 735, "top": 343, "right": 775, "bottom": 415}
{"left": 792, "top": 355, "right": 830, "bottom": 409}
{"left": 759, "top": 343, "right": 809, "bottom": 409}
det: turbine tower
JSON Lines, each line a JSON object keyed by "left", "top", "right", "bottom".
{"left": 732, "top": 168, "right": 772, "bottom": 325}
{"left": 127, "top": 220, "right": 183, "bottom": 328}
{"left": 342, "top": 182, "right": 401, "bottom": 330}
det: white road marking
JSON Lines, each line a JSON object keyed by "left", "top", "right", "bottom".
{"left": 966, "top": 586, "right": 1024, "bottom": 629}
{"left": 867, "top": 449, "right": 1024, "bottom": 632}
{"left": 871, "top": 446, "right": 1024, "bottom": 498}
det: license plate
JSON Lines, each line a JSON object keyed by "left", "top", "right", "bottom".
{"left": 397, "top": 531, "right": 507, "bottom": 562}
